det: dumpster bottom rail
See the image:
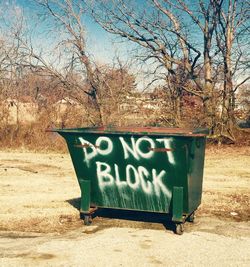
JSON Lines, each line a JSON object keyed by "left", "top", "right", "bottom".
{"left": 79, "top": 206, "right": 196, "bottom": 235}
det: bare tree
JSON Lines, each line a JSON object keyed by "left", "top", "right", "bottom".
{"left": 214, "top": 0, "right": 250, "bottom": 141}
{"left": 11, "top": 0, "right": 137, "bottom": 126}
{"left": 16, "top": 0, "right": 103, "bottom": 124}
{"left": 92, "top": 0, "right": 249, "bottom": 138}
{"left": 0, "top": 22, "right": 24, "bottom": 131}
{"left": 92, "top": 1, "right": 219, "bottom": 127}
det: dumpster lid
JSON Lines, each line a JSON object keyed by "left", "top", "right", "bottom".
{"left": 48, "top": 127, "right": 208, "bottom": 137}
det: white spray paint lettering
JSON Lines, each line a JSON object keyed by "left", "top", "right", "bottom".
{"left": 119, "top": 137, "right": 138, "bottom": 160}
{"left": 156, "top": 138, "right": 176, "bottom": 165}
{"left": 96, "top": 161, "right": 169, "bottom": 197}
{"left": 79, "top": 137, "right": 97, "bottom": 167}
{"left": 96, "top": 161, "right": 114, "bottom": 187}
{"left": 138, "top": 166, "right": 152, "bottom": 194}
{"left": 119, "top": 136, "right": 155, "bottom": 160}
{"left": 96, "top": 137, "right": 113, "bottom": 155}
{"left": 79, "top": 136, "right": 113, "bottom": 167}
{"left": 79, "top": 136, "right": 174, "bottom": 197}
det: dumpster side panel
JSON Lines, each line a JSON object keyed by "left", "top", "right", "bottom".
{"left": 170, "top": 140, "right": 189, "bottom": 218}
{"left": 187, "top": 137, "right": 206, "bottom": 213}
{"left": 61, "top": 133, "right": 193, "bottom": 213}
{"left": 58, "top": 131, "right": 205, "bottom": 217}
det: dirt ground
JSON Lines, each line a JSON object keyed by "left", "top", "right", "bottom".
{"left": 0, "top": 146, "right": 249, "bottom": 266}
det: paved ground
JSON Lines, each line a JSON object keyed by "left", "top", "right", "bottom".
{"left": 0, "top": 147, "right": 249, "bottom": 266}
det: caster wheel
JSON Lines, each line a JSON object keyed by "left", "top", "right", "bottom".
{"left": 187, "top": 212, "right": 195, "bottom": 223}
{"left": 84, "top": 215, "right": 92, "bottom": 226}
{"left": 175, "top": 223, "right": 184, "bottom": 235}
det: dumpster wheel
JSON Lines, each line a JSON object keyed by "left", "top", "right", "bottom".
{"left": 175, "top": 223, "right": 184, "bottom": 235}
{"left": 84, "top": 215, "right": 92, "bottom": 226}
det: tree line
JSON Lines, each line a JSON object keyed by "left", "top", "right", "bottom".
{"left": 0, "top": 0, "right": 249, "bottom": 148}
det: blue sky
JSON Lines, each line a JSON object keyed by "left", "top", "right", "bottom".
{"left": 2, "top": 0, "right": 127, "bottom": 64}
{"left": 2, "top": 0, "right": 205, "bottom": 89}
{"left": 2, "top": 0, "right": 201, "bottom": 66}
{"left": 3, "top": 0, "right": 248, "bottom": 87}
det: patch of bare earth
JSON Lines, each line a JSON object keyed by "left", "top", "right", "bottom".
{"left": 0, "top": 147, "right": 249, "bottom": 266}
{"left": 0, "top": 152, "right": 81, "bottom": 234}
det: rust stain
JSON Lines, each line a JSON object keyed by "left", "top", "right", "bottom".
{"left": 97, "top": 127, "right": 207, "bottom": 137}
{"left": 148, "top": 147, "right": 174, "bottom": 152}
{"left": 48, "top": 126, "right": 208, "bottom": 137}
{"left": 74, "top": 144, "right": 100, "bottom": 149}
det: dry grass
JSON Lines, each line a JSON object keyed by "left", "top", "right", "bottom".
{"left": 0, "top": 146, "right": 249, "bottom": 235}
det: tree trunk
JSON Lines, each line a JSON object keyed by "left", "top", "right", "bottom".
{"left": 175, "top": 89, "right": 182, "bottom": 126}
{"left": 203, "top": 34, "right": 216, "bottom": 134}
{"left": 218, "top": 25, "right": 235, "bottom": 142}
{"left": 219, "top": 58, "right": 235, "bottom": 141}
{"left": 80, "top": 51, "right": 104, "bottom": 126}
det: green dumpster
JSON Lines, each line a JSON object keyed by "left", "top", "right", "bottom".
{"left": 51, "top": 126, "right": 207, "bottom": 234}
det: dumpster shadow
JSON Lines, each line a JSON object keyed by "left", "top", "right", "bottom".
{"left": 93, "top": 208, "right": 175, "bottom": 232}
{"left": 67, "top": 198, "right": 175, "bottom": 232}
{"left": 67, "top": 198, "right": 80, "bottom": 210}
